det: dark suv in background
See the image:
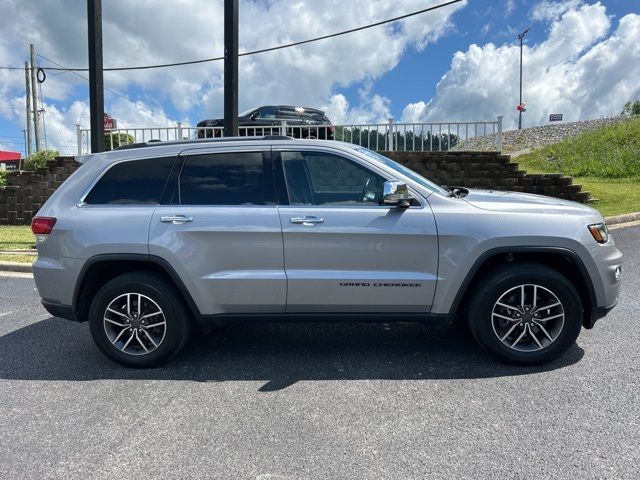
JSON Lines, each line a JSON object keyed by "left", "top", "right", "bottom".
{"left": 197, "top": 105, "right": 333, "bottom": 139}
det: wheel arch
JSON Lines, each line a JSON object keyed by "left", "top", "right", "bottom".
{"left": 450, "top": 247, "right": 597, "bottom": 328}
{"left": 73, "top": 254, "right": 202, "bottom": 324}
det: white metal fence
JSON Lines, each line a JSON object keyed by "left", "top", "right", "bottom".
{"left": 77, "top": 116, "right": 503, "bottom": 154}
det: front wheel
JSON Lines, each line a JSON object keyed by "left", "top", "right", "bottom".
{"left": 89, "top": 272, "right": 191, "bottom": 368}
{"left": 468, "top": 263, "right": 583, "bottom": 365}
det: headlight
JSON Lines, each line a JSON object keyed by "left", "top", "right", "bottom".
{"left": 588, "top": 222, "right": 609, "bottom": 243}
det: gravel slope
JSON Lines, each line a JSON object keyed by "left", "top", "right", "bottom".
{"left": 455, "top": 117, "right": 631, "bottom": 152}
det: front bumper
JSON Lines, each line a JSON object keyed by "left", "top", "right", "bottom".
{"left": 584, "top": 299, "right": 618, "bottom": 329}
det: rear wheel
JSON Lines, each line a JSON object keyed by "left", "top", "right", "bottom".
{"left": 468, "top": 263, "right": 582, "bottom": 365}
{"left": 89, "top": 272, "right": 191, "bottom": 368}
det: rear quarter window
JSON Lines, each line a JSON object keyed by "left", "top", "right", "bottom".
{"left": 84, "top": 157, "right": 175, "bottom": 205}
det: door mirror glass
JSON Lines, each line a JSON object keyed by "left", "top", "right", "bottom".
{"left": 382, "top": 181, "right": 413, "bottom": 207}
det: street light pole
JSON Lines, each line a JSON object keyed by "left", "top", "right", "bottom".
{"left": 518, "top": 28, "right": 530, "bottom": 130}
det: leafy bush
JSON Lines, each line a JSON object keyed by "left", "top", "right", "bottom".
{"left": 104, "top": 133, "right": 135, "bottom": 151}
{"left": 0, "top": 170, "right": 8, "bottom": 187}
{"left": 23, "top": 149, "right": 59, "bottom": 170}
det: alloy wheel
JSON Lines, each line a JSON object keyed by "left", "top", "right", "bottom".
{"left": 491, "top": 284, "right": 565, "bottom": 352}
{"left": 103, "top": 293, "right": 167, "bottom": 356}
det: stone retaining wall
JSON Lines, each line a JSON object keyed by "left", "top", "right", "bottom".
{"left": 384, "top": 151, "right": 590, "bottom": 203}
{"left": 0, "top": 157, "right": 78, "bottom": 225}
{"left": 0, "top": 152, "right": 589, "bottom": 225}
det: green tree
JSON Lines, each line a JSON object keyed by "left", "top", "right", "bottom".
{"left": 24, "top": 149, "right": 59, "bottom": 170}
{"left": 104, "top": 132, "right": 135, "bottom": 151}
{"left": 621, "top": 100, "right": 640, "bottom": 116}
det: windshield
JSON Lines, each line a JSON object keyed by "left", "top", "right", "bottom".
{"left": 239, "top": 107, "right": 258, "bottom": 117}
{"left": 354, "top": 147, "right": 448, "bottom": 195}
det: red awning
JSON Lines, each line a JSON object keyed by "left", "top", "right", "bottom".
{"left": 0, "top": 150, "right": 21, "bottom": 161}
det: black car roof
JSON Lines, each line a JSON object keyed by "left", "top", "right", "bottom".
{"left": 273, "top": 105, "right": 326, "bottom": 114}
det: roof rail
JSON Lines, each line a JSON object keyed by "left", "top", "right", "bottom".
{"left": 263, "top": 135, "right": 292, "bottom": 141}
{"left": 114, "top": 135, "right": 293, "bottom": 151}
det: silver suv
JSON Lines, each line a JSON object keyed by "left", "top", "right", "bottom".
{"left": 31, "top": 137, "right": 622, "bottom": 367}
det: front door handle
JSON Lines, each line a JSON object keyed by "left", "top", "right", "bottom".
{"left": 290, "top": 216, "right": 324, "bottom": 226}
{"left": 160, "top": 215, "right": 194, "bottom": 224}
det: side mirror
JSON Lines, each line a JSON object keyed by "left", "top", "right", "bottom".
{"left": 250, "top": 112, "right": 259, "bottom": 120}
{"left": 382, "top": 180, "right": 414, "bottom": 207}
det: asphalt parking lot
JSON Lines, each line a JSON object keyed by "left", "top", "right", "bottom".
{"left": 0, "top": 225, "right": 638, "bottom": 479}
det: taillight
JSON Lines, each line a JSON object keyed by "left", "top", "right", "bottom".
{"left": 31, "top": 216, "right": 57, "bottom": 235}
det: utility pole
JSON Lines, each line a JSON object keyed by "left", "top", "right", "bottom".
{"left": 21, "top": 129, "right": 27, "bottom": 170}
{"left": 24, "top": 62, "right": 33, "bottom": 158}
{"left": 87, "top": 0, "right": 105, "bottom": 152}
{"left": 30, "top": 44, "right": 41, "bottom": 151}
{"left": 518, "top": 28, "right": 530, "bottom": 130}
{"left": 224, "top": 0, "right": 239, "bottom": 137}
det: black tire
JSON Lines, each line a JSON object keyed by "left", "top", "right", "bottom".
{"left": 89, "top": 272, "right": 191, "bottom": 368}
{"left": 467, "top": 262, "right": 583, "bottom": 365}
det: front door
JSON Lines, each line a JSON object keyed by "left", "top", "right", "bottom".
{"left": 274, "top": 147, "right": 438, "bottom": 313}
{"left": 148, "top": 146, "right": 286, "bottom": 315}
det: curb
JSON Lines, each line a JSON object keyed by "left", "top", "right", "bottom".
{"left": 605, "top": 212, "right": 640, "bottom": 226}
{"left": 0, "top": 261, "right": 33, "bottom": 273}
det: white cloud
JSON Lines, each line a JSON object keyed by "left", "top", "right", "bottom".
{"left": 401, "top": 101, "right": 427, "bottom": 123}
{"left": 531, "top": 0, "right": 582, "bottom": 22}
{"left": 323, "top": 93, "right": 393, "bottom": 125}
{"left": 405, "top": 3, "right": 640, "bottom": 128}
{"left": 0, "top": 0, "right": 466, "bottom": 133}
{"left": 5, "top": 94, "right": 178, "bottom": 155}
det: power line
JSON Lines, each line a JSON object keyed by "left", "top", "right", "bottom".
{"left": 36, "top": 54, "right": 178, "bottom": 124}
{"left": 1, "top": 0, "right": 462, "bottom": 72}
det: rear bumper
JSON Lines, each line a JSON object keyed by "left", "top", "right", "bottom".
{"left": 33, "top": 256, "right": 84, "bottom": 308}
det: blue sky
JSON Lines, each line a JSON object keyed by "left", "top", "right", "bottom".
{"left": 1, "top": 0, "right": 639, "bottom": 156}
{"left": 374, "top": 0, "right": 637, "bottom": 118}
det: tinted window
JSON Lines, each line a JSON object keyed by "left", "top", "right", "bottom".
{"left": 277, "top": 107, "right": 301, "bottom": 120}
{"left": 180, "top": 152, "right": 265, "bottom": 205}
{"left": 85, "top": 157, "right": 174, "bottom": 205}
{"left": 306, "top": 113, "right": 330, "bottom": 124}
{"left": 281, "top": 151, "right": 386, "bottom": 206}
{"left": 354, "top": 147, "right": 447, "bottom": 195}
{"left": 257, "top": 106, "right": 277, "bottom": 118}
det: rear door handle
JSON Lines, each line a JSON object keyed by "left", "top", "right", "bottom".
{"left": 290, "top": 216, "right": 324, "bottom": 225}
{"left": 160, "top": 215, "right": 193, "bottom": 224}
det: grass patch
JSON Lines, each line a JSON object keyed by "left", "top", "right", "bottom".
{"left": 574, "top": 178, "right": 640, "bottom": 217}
{"left": 515, "top": 117, "right": 640, "bottom": 178}
{"left": 0, "top": 225, "right": 35, "bottom": 251}
{"left": 0, "top": 253, "right": 35, "bottom": 264}
{"left": 514, "top": 117, "right": 640, "bottom": 216}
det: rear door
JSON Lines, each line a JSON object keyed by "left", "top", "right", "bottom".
{"left": 74, "top": 155, "right": 176, "bottom": 258}
{"left": 274, "top": 146, "right": 439, "bottom": 313}
{"left": 148, "top": 146, "right": 286, "bottom": 315}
